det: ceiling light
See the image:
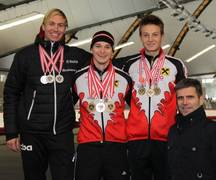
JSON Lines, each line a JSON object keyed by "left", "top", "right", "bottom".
{"left": 188, "top": 20, "right": 197, "bottom": 29}
{"left": 115, "top": 42, "right": 134, "bottom": 50}
{"left": 186, "top": 44, "right": 215, "bottom": 63}
{"left": 162, "top": 0, "right": 215, "bottom": 41}
{"left": 178, "top": 11, "right": 189, "bottom": 21}
{"left": 68, "top": 38, "right": 92, "bottom": 47}
{"left": 162, "top": 44, "right": 170, "bottom": 49}
{"left": 171, "top": 9, "right": 182, "bottom": 17}
{"left": 202, "top": 78, "right": 214, "bottom": 84}
{"left": 68, "top": 39, "right": 135, "bottom": 49}
{"left": 194, "top": 24, "right": 205, "bottom": 32}
{"left": 0, "top": 12, "right": 44, "bottom": 31}
{"left": 210, "top": 32, "right": 216, "bottom": 39}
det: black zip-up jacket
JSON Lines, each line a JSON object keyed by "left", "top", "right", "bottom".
{"left": 3, "top": 35, "right": 91, "bottom": 140}
{"left": 168, "top": 106, "right": 216, "bottom": 180}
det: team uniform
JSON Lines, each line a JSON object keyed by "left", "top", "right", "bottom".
{"left": 114, "top": 48, "right": 187, "bottom": 180}
{"left": 3, "top": 34, "right": 91, "bottom": 180}
{"left": 73, "top": 62, "right": 132, "bottom": 180}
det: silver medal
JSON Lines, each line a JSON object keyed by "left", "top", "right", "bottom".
{"left": 40, "top": 75, "right": 48, "bottom": 84}
{"left": 47, "top": 74, "right": 54, "bottom": 83}
{"left": 55, "top": 74, "right": 64, "bottom": 83}
{"left": 96, "top": 100, "right": 106, "bottom": 113}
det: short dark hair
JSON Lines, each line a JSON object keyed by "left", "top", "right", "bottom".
{"left": 175, "top": 78, "right": 203, "bottom": 97}
{"left": 139, "top": 14, "right": 164, "bottom": 36}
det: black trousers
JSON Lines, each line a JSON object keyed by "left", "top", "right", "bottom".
{"left": 20, "top": 131, "right": 75, "bottom": 180}
{"left": 128, "top": 140, "right": 169, "bottom": 180}
{"left": 75, "top": 142, "right": 130, "bottom": 180}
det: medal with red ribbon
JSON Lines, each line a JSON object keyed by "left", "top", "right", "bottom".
{"left": 139, "top": 48, "right": 165, "bottom": 96}
{"left": 39, "top": 45, "right": 64, "bottom": 84}
{"left": 88, "top": 62, "right": 115, "bottom": 112}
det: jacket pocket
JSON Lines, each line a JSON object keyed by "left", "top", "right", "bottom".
{"left": 27, "top": 90, "right": 37, "bottom": 120}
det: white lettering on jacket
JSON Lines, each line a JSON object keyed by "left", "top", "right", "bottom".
{"left": 20, "top": 144, "right": 33, "bottom": 151}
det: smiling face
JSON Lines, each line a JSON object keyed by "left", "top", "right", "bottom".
{"left": 42, "top": 13, "right": 67, "bottom": 42}
{"left": 139, "top": 24, "right": 164, "bottom": 54}
{"left": 176, "top": 87, "right": 204, "bottom": 116}
{"left": 91, "top": 41, "right": 113, "bottom": 69}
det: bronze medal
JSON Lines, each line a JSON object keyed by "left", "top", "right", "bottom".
{"left": 154, "top": 87, "right": 161, "bottom": 95}
{"left": 147, "top": 88, "right": 155, "bottom": 97}
{"left": 47, "top": 74, "right": 54, "bottom": 83}
{"left": 138, "top": 86, "right": 146, "bottom": 95}
{"left": 87, "top": 102, "right": 95, "bottom": 112}
{"left": 55, "top": 74, "right": 64, "bottom": 83}
{"left": 106, "top": 101, "right": 115, "bottom": 112}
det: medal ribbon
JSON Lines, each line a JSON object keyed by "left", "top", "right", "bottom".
{"left": 139, "top": 48, "right": 165, "bottom": 86}
{"left": 88, "top": 62, "right": 115, "bottom": 99}
{"left": 39, "top": 45, "right": 64, "bottom": 74}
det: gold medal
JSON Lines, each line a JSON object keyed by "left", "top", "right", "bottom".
{"left": 154, "top": 86, "right": 161, "bottom": 95}
{"left": 106, "top": 101, "right": 115, "bottom": 112}
{"left": 87, "top": 102, "right": 95, "bottom": 112}
{"left": 138, "top": 86, "right": 146, "bottom": 95}
{"left": 147, "top": 88, "right": 155, "bottom": 97}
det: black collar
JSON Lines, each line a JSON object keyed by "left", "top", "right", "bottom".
{"left": 145, "top": 53, "right": 159, "bottom": 66}
{"left": 34, "top": 34, "right": 65, "bottom": 55}
{"left": 92, "top": 63, "right": 111, "bottom": 76}
{"left": 176, "top": 106, "right": 206, "bottom": 130}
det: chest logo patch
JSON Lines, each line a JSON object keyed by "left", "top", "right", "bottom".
{"left": 161, "top": 67, "right": 170, "bottom": 76}
{"left": 114, "top": 80, "right": 119, "bottom": 87}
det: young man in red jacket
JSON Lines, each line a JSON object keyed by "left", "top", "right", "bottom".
{"left": 114, "top": 14, "right": 187, "bottom": 180}
{"left": 73, "top": 31, "right": 132, "bottom": 180}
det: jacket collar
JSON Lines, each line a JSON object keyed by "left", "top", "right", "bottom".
{"left": 141, "top": 48, "right": 162, "bottom": 66}
{"left": 92, "top": 62, "right": 112, "bottom": 76}
{"left": 176, "top": 106, "right": 206, "bottom": 130}
{"left": 34, "top": 34, "right": 65, "bottom": 55}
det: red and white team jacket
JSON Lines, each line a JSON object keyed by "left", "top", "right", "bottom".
{"left": 115, "top": 49, "right": 187, "bottom": 142}
{"left": 73, "top": 63, "right": 132, "bottom": 144}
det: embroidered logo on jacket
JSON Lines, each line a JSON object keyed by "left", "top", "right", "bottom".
{"left": 161, "top": 67, "right": 170, "bottom": 76}
{"left": 114, "top": 80, "right": 119, "bottom": 87}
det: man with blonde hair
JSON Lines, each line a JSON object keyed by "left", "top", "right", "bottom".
{"left": 4, "top": 8, "right": 90, "bottom": 180}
